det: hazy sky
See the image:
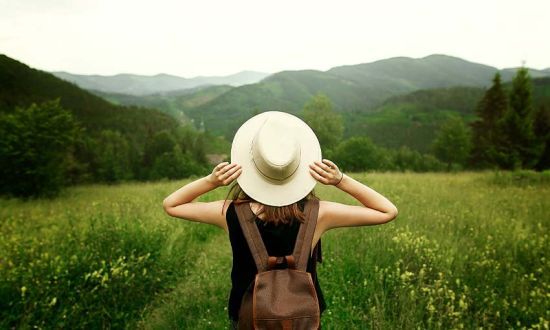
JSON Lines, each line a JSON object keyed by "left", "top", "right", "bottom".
{"left": 1, "top": 0, "right": 549, "bottom": 77}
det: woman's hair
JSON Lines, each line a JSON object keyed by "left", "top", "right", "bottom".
{"left": 223, "top": 182, "right": 319, "bottom": 225}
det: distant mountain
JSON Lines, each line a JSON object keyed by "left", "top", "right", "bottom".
{"left": 91, "top": 84, "right": 234, "bottom": 123}
{"left": 0, "top": 54, "right": 178, "bottom": 145}
{"left": 184, "top": 54, "right": 550, "bottom": 139}
{"left": 500, "top": 67, "right": 550, "bottom": 78}
{"left": 50, "top": 70, "right": 269, "bottom": 96}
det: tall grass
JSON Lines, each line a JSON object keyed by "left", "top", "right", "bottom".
{"left": 0, "top": 178, "right": 223, "bottom": 329}
{"left": 1, "top": 171, "right": 548, "bottom": 329}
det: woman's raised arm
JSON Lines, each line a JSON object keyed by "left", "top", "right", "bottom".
{"left": 162, "top": 162, "right": 242, "bottom": 231}
{"left": 309, "top": 159, "right": 398, "bottom": 232}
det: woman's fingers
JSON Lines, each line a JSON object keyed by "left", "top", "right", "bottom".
{"left": 208, "top": 162, "right": 242, "bottom": 186}
{"left": 223, "top": 167, "right": 242, "bottom": 185}
{"left": 214, "top": 161, "right": 229, "bottom": 173}
{"left": 310, "top": 162, "right": 329, "bottom": 175}
{"left": 309, "top": 160, "right": 342, "bottom": 185}
{"left": 309, "top": 168, "right": 329, "bottom": 184}
{"left": 315, "top": 160, "right": 333, "bottom": 173}
{"left": 322, "top": 159, "right": 338, "bottom": 169}
{"left": 216, "top": 162, "right": 237, "bottom": 176}
{"left": 220, "top": 164, "right": 240, "bottom": 180}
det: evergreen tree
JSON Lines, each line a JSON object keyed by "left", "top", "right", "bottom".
{"left": 500, "top": 67, "right": 544, "bottom": 169}
{"left": 432, "top": 115, "right": 472, "bottom": 170}
{"left": 469, "top": 72, "right": 509, "bottom": 169}
{"left": 533, "top": 104, "right": 550, "bottom": 170}
{"left": 301, "top": 93, "right": 344, "bottom": 154}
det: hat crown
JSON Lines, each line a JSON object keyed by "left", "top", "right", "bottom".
{"left": 251, "top": 116, "right": 301, "bottom": 182}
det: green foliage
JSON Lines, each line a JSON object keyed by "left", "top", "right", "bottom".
{"left": 498, "top": 67, "right": 544, "bottom": 169}
{"left": 342, "top": 87, "right": 483, "bottom": 154}
{"left": 533, "top": 104, "right": 550, "bottom": 170}
{"left": 332, "top": 137, "right": 446, "bottom": 172}
{"left": 0, "top": 99, "right": 83, "bottom": 198}
{"left": 142, "top": 128, "right": 210, "bottom": 181}
{"left": 143, "top": 130, "right": 178, "bottom": 168}
{"left": 388, "top": 146, "right": 447, "bottom": 172}
{"left": 149, "top": 144, "right": 207, "bottom": 180}
{"left": 431, "top": 115, "right": 472, "bottom": 170}
{"left": 0, "top": 54, "right": 219, "bottom": 186}
{"left": 469, "top": 73, "right": 510, "bottom": 169}
{"left": 468, "top": 69, "right": 549, "bottom": 171}
{"left": 333, "top": 136, "right": 389, "bottom": 172}
{"left": 301, "top": 93, "right": 344, "bottom": 153}
{"left": 92, "top": 130, "right": 133, "bottom": 183}
{"left": 173, "top": 124, "right": 208, "bottom": 165}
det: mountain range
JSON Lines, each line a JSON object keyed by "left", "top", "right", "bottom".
{"left": 50, "top": 70, "right": 269, "bottom": 96}
{"left": 180, "top": 54, "right": 550, "bottom": 139}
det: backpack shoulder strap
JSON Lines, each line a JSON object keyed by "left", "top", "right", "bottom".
{"left": 292, "top": 198, "right": 320, "bottom": 271}
{"left": 234, "top": 202, "right": 269, "bottom": 272}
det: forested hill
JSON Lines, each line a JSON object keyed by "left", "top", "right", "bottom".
{"left": 0, "top": 54, "right": 178, "bottom": 144}
{"left": 343, "top": 77, "right": 550, "bottom": 153}
{"left": 91, "top": 84, "right": 234, "bottom": 123}
{"left": 183, "top": 54, "right": 550, "bottom": 139}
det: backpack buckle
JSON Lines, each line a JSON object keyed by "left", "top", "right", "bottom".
{"left": 267, "top": 255, "right": 296, "bottom": 270}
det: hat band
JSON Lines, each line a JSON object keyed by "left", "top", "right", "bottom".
{"left": 251, "top": 148, "right": 301, "bottom": 183}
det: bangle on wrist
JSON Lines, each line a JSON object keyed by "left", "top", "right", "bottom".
{"left": 335, "top": 172, "right": 344, "bottom": 186}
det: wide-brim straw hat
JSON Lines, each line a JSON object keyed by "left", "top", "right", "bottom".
{"left": 231, "top": 111, "right": 322, "bottom": 206}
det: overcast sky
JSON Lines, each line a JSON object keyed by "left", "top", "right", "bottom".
{"left": 1, "top": 0, "right": 548, "bottom": 77}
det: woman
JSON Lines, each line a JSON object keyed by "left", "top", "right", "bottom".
{"left": 163, "top": 111, "right": 398, "bottom": 329}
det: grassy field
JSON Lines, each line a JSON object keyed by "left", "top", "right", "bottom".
{"left": 1, "top": 171, "right": 548, "bottom": 329}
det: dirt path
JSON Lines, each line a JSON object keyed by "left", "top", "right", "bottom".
{"left": 136, "top": 231, "right": 234, "bottom": 329}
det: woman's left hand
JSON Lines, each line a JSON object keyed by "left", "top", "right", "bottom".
{"left": 206, "top": 162, "right": 242, "bottom": 187}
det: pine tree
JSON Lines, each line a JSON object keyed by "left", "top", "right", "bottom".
{"left": 500, "top": 67, "right": 543, "bottom": 169}
{"left": 533, "top": 104, "right": 550, "bottom": 170}
{"left": 469, "top": 72, "right": 509, "bottom": 169}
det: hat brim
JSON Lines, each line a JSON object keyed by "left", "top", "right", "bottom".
{"left": 231, "top": 111, "right": 322, "bottom": 206}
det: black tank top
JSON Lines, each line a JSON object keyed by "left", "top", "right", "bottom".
{"left": 225, "top": 199, "right": 327, "bottom": 321}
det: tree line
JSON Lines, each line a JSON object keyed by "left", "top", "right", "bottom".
{"left": 0, "top": 98, "right": 212, "bottom": 199}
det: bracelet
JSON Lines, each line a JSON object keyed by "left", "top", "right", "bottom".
{"left": 335, "top": 172, "right": 344, "bottom": 186}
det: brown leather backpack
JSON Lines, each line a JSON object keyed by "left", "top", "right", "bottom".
{"left": 234, "top": 198, "right": 321, "bottom": 330}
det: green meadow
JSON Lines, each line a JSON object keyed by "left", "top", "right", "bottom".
{"left": 1, "top": 171, "right": 548, "bottom": 329}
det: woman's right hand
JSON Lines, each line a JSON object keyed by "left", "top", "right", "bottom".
{"left": 207, "top": 162, "right": 242, "bottom": 187}
{"left": 309, "top": 159, "right": 344, "bottom": 186}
